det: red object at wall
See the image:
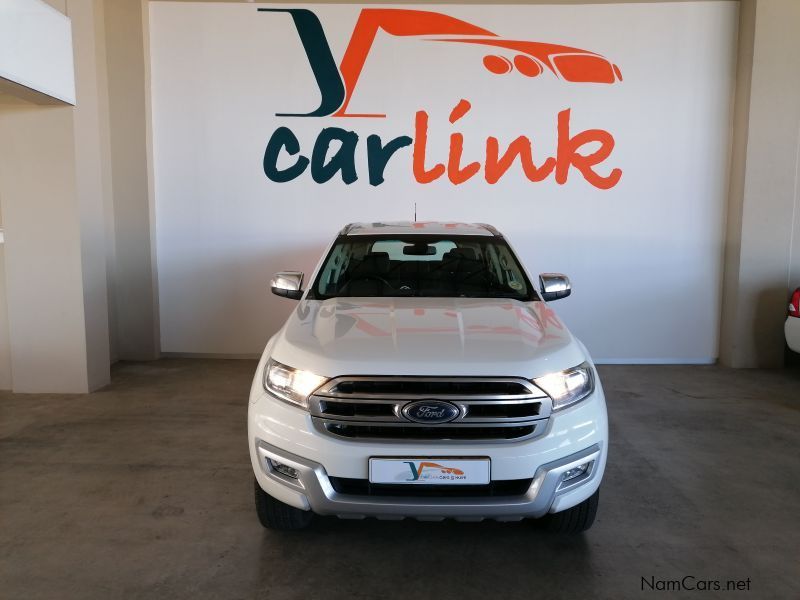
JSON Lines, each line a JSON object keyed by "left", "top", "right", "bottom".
{"left": 789, "top": 288, "right": 800, "bottom": 318}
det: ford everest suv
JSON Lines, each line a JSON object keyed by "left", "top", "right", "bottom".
{"left": 249, "top": 222, "right": 607, "bottom": 533}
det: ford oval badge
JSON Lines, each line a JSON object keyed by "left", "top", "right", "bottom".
{"left": 401, "top": 400, "right": 460, "bottom": 424}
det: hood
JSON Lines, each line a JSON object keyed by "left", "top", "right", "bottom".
{"left": 270, "top": 297, "right": 586, "bottom": 378}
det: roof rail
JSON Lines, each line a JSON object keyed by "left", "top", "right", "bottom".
{"left": 339, "top": 223, "right": 358, "bottom": 236}
{"left": 475, "top": 223, "right": 503, "bottom": 237}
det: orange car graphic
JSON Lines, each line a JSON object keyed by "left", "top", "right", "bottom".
{"left": 405, "top": 461, "right": 466, "bottom": 481}
{"left": 337, "top": 9, "right": 622, "bottom": 117}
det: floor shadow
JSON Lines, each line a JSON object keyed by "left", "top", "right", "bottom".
{"left": 253, "top": 517, "right": 596, "bottom": 599}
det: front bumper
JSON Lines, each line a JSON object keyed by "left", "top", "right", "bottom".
{"left": 254, "top": 438, "right": 603, "bottom": 521}
{"left": 249, "top": 377, "right": 608, "bottom": 520}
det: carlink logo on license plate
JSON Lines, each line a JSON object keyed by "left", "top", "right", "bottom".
{"left": 369, "top": 458, "right": 490, "bottom": 485}
{"left": 405, "top": 461, "right": 466, "bottom": 482}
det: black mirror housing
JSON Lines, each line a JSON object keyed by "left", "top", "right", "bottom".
{"left": 271, "top": 287, "right": 304, "bottom": 300}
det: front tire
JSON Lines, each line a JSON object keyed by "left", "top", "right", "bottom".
{"left": 540, "top": 489, "right": 599, "bottom": 534}
{"left": 254, "top": 479, "right": 313, "bottom": 530}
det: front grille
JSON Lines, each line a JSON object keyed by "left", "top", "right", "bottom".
{"left": 322, "top": 423, "right": 537, "bottom": 440}
{"left": 318, "top": 400, "right": 395, "bottom": 418}
{"left": 467, "top": 403, "right": 540, "bottom": 418}
{"left": 309, "top": 376, "right": 551, "bottom": 443}
{"left": 332, "top": 380, "right": 532, "bottom": 397}
{"left": 329, "top": 476, "right": 533, "bottom": 498}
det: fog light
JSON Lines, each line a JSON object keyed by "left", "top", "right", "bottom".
{"left": 268, "top": 458, "right": 299, "bottom": 479}
{"left": 561, "top": 461, "right": 592, "bottom": 483}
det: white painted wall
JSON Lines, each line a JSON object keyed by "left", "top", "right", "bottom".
{"left": 0, "top": 0, "right": 75, "bottom": 104}
{"left": 792, "top": 148, "right": 800, "bottom": 289}
{"left": 149, "top": 1, "right": 737, "bottom": 363}
{"left": 721, "top": 0, "right": 800, "bottom": 367}
{"left": 0, "top": 238, "right": 12, "bottom": 390}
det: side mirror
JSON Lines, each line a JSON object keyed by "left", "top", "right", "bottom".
{"left": 539, "top": 273, "right": 571, "bottom": 302}
{"left": 271, "top": 271, "right": 304, "bottom": 300}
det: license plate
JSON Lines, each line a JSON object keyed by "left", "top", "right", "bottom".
{"left": 369, "top": 458, "right": 490, "bottom": 485}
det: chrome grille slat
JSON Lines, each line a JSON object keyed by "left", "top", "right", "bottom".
{"left": 313, "top": 420, "right": 546, "bottom": 442}
{"left": 316, "top": 392, "right": 538, "bottom": 401}
{"left": 317, "top": 397, "right": 412, "bottom": 404}
{"left": 315, "top": 376, "right": 546, "bottom": 399}
{"left": 309, "top": 376, "right": 552, "bottom": 443}
{"left": 315, "top": 419, "right": 542, "bottom": 428}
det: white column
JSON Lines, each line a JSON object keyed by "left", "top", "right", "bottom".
{"left": 0, "top": 0, "right": 112, "bottom": 392}
{"left": 0, "top": 102, "right": 95, "bottom": 392}
{"left": 103, "top": 0, "right": 160, "bottom": 360}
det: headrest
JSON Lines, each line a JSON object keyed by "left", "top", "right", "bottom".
{"left": 357, "top": 252, "right": 390, "bottom": 272}
{"left": 444, "top": 247, "right": 478, "bottom": 261}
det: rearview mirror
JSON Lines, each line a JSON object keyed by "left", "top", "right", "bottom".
{"left": 403, "top": 243, "right": 436, "bottom": 256}
{"left": 539, "top": 273, "right": 571, "bottom": 302}
{"left": 271, "top": 271, "right": 304, "bottom": 300}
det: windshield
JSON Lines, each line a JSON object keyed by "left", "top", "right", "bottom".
{"left": 310, "top": 235, "right": 537, "bottom": 300}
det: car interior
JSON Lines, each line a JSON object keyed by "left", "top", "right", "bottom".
{"left": 314, "top": 238, "right": 532, "bottom": 299}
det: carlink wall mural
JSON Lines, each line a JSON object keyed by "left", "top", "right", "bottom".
{"left": 261, "top": 7, "right": 622, "bottom": 189}
{"left": 149, "top": 2, "right": 737, "bottom": 362}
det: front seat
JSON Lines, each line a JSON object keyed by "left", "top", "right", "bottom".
{"left": 444, "top": 248, "right": 487, "bottom": 296}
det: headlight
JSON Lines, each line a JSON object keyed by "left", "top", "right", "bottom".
{"left": 263, "top": 359, "right": 327, "bottom": 409}
{"left": 534, "top": 362, "right": 594, "bottom": 411}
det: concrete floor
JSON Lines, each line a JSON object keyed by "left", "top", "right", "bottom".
{"left": 1, "top": 360, "right": 798, "bottom": 600}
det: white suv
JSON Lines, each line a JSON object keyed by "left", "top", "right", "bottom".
{"left": 248, "top": 222, "right": 608, "bottom": 533}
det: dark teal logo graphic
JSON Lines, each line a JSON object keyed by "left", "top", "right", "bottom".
{"left": 258, "top": 8, "right": 345, "bottom": 117}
